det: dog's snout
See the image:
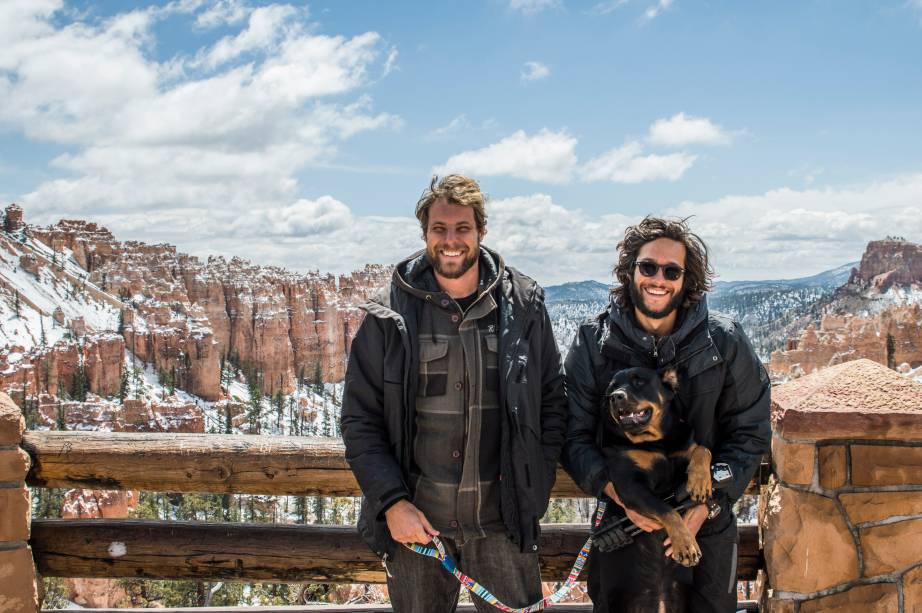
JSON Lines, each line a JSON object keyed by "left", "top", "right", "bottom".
{"left": 611, "top": 389, "right": 628, "bottom": 402}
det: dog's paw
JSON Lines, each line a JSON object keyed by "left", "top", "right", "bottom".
{"left": 671, "top": 535, "right": 702, "bottom": 567}
{"left": 686, "top": 468, "right": 712, "bottom": 504}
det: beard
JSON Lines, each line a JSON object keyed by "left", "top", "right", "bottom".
{"left": 426, "top": 241, "right": 479, "bottom": 280}
{"left": 629, "top": 279, "right": 684, "bottom": 319}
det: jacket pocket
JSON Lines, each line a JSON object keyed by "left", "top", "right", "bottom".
{"left": 417, "top": 340, "right": 449, "bottom": 397}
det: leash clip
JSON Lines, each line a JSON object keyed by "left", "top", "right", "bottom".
{"left": 381, "top": 552, "right": 393, "bottom": 578}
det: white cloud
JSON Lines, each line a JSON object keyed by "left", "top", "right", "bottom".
{"left": 251, "top": 196, "right": 354, "bottom": 236}
{"left": 487, "top": 194, "right": 635, "bottom": 280}
{"left": 194, "top": 0, "right": 250, "bottom": 29}
{"left": 195, "top": 4, "right": 299, "bottom": 69}
{"left": 664, "top": 173, "right": 922, "bottom": 279}
{"left": 434, "top": 129, "right": 578, "bottom": 184}
{"left": 508, "top": 0, "right": 560, "bottom": 14}
{"left": 588, "top": 0, "right": 628, "bottom": 15}
{"left": 581, "top": 141, "right": 697, "bottom": 183}
{"left": 641, "top": 0, "right": 673, "bottom": 22}
{"left": 428, "top": 114, "right": 498, "bottom": 139}
{"left": 647, "top": 112, "right": 732, "bottom": 147}
{"left": 6, "top": 2, "right": 399, "bottom": 227}
{"left": 521, "top": 61, "right": 550, "bottom": 82}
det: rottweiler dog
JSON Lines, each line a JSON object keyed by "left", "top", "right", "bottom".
{"left": 595, "top": 366, "right": 713, "bottom": 610}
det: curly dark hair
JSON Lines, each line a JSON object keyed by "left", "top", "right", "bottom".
{"left": 611, "top": 216, "right": 714, "bottom": 310}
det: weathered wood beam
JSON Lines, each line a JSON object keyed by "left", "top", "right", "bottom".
{"left": 22, "top": 431, "right": 586, "bottom": 497}
{"left": 42, "top": 605, "right": 760, "bottom": 612}
{"left": 31, "top": 519, "right": 760, "bottom": 583}
{"left": 42, "top": 604, "right": 760, "bottom": 612}
{"left": 23, "top": 431, "right": 770, "bottom": 497}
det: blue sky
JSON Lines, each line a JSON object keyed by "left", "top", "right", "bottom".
{"left": 1, "top": 0, "right": 921, "bottom": 284}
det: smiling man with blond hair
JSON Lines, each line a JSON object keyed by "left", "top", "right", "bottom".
{"left": 342, "top": 175, "right": 567, "bottom": 612}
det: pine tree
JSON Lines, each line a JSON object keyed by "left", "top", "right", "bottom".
{"left": 288, "top": 396, "right": 297, "bottom": 436}
{"left": 118, "top": 367, "right": 129, "bottom": 404}
{"left": 245, "top": 367, "right": 263, "bottom": 432}
{"left": 39, "top": 318, "right": 46, "bottom": 347}
{"left": 41, "top": 361, "right": 51, "bottom": 395}
{"left": 132, "top": 367, "right": 144, "bottom": 399}
{"left": 274, "top": 390, "right": 284, "bottom": 431}
{"left": 13, "top": 291, "right": 20, "bottom": 317}
{"left": 886, "top": 333, "right": 897, "bottom": 370}
{"left": 56, "top": 402, "right": 66, "bottom": 430}
{"left": 71, "top": 363, "right": 88, "bottom": 402}
{"left": 312, "top": 361, "right": 323, "bottom": 396}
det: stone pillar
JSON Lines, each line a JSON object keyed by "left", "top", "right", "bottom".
{"left": 761, "top": 359, "right": 922, "bottom": 612}
{"left": 0, "top": 392, "right": 40, "bottom": 612}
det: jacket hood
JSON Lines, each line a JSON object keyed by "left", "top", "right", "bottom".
{"left": 605, "top": 293, "right": 710, "bottom": 367}
{"left": 392, "top": 245, "right": 505, "bottom": 302}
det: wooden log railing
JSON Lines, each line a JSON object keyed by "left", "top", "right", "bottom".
{"left": 22, "top": 430, "right": 765, "bottom": 596}
{"left": 23, "top": 431, "right": 588, "bottom": 497}
{"left": 23, "top": 431, "right": 768, "bottom": 497}
{"left": 31, "top": 519, "right": 761, "bottom": 583}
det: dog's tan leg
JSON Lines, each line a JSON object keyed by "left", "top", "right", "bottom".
{"left": 659, "top": 510, "right": 702, "bottom": 567}
{"left": 686, "top": 444, "right": 712, "bottom": 503}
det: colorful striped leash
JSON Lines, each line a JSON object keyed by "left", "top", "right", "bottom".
{"left": 404, "top": 500, "right": 608, "bottom": 612}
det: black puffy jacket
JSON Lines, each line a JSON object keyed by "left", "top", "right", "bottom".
{"left": 562, "top": 295, "right": 770, "bottom": 504}
{"left": 341, "top": 247, "right": 567, "bottom": 560}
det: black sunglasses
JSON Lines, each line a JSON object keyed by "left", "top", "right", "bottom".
{"left": 635, "top": 260, "right": 685, "bottom": 281}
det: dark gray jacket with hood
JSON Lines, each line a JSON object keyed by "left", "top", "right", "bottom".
{"left": 562, "top": 295, "right": 771, "bottom": 506}
{"left": 341, "top": 246, "right": 568, "bottom": 560}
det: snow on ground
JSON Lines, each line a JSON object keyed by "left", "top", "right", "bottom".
{"left": 0, "top": 239, "right": 119, "bottom": 351}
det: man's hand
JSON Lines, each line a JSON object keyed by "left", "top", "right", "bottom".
{"left": 603, "top": 481, "right": 663, "bottom": 533}
{"left": 663, "top": 503, "right": 708, "bottom": 557}
{"left": 384, "top": 500, "right": 439, "bottom": 545}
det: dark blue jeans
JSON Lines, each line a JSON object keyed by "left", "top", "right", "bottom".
{"left": 386, "top": 533, "right": 543, "bottom": 612}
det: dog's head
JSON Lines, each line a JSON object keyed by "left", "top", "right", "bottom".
{"left": 605, "top": 366, "right": 679, "bottom": 444}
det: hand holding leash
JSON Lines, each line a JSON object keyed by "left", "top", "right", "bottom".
{"left": 385, "top": 500, "right": 439, "bottom": 545}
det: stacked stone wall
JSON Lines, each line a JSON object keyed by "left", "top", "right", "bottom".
{"left": 762, "top": 359, "right": 922, "bottom": 612}
{"left": 0, "top": 392, "right": 40, "bottom": 611}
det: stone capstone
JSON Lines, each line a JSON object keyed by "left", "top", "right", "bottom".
{"left": 799, "top": 582, "right": 898, "bottom": 613}
{"left": 850, "top": 444, "right": 922, "bottom": 486}
{"left": 771, "top": 359, "right": 922, "bottom": 441}
{"left": 859, "top": 517, "right": 922, "bottom": 575}
{"left": 839, "top": 491, "right": 922, "bottom": 525}
{"left": 818, "top": 445, "right": 847, "bottom": 490}
{"left": 761, "top": 482, "right": 858, "bottom": 593}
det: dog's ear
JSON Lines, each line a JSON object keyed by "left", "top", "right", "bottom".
{"left": 661, "top": 368, "right": 679, "bottom": 392}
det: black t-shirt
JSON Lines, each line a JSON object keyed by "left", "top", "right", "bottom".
{"left": 455, "top": 291, "right": 478, "bottom": 312}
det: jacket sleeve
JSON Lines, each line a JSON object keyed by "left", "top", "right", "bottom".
{"left": 537, "top": 303, "right": 568, "bottom": 489}
{"left": 340, "top": 314, "right": 410, "bottom": 518}
{"left": 561, "top": 322, "right": 609, "bottom": 498}
{"left": 713, "top": 321, "right": 772, "bottom": 502}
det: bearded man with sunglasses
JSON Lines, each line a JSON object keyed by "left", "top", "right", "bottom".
{"left": 562, "top": 216, "right": 771, "bottom": 612}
